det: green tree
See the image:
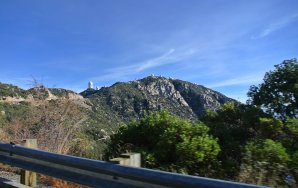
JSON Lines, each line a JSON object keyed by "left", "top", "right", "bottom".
{"left": 201, "top": 102, "right": 270, "bottom": 179}
{"left": 105, "top": 110, "right": 220, "bottom": 175}
{"left": 239, "top": 139, "right": 290, "bottom": 187}
{"left": 258, "top": 117, "right": 284, "bottom": 139}
{"left": 282, "top": 119, "right": 298, "bottom": 152}
{"left": 290, "top": 150, "right": 298, "bottom": 184}
{"left": 247, "top": 59, "right": 298, "bottom": 119}
{"left": 282, "top": 119, "right": 298, "bottom": 184}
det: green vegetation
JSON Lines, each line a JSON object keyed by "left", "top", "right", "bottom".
{"left": 104, "top": 59, "right": 298, "bottom": 187}
{"left": 105, "top": 110, "right": 220, "bottom": 175}
{"left": 248, "top": 58, "right": 298, "bottom": 119}
{"left": 0, "top": 82, "right": 28, "bottom": 98}
{"left": 201, "top": 103, "right": 267, "bottom": 179}
{"left": 49, "top": 88, "right": 72, "bottom": 98}
{"left": 0, "top": 59, "right": 297, "bottom": 187}
{"left": 0, "top": 102, "right": 33, "bottom": 127}
{"left": 27, "top": 86, "right": 49, "bottom": 100}
{"left": 239, "top": 139, "right": 290, "bottom": 186}
{"left": 104, "top": 107, "right": 298, "bottom": 187}
{"left": 83, "top": 76, "right": 232, "bottom": 121}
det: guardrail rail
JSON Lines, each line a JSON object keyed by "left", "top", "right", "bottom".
{"left": 0, "top": 142, "right": 268, "bottom": 188}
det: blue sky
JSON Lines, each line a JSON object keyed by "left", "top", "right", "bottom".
{"left": 0, "top": 0, "right": 297, "bottom": 102}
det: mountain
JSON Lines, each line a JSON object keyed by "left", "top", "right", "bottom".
{"left": 0, "top": 76, "right": 234, "bottom": 155}
{"left": 0, "top": 76, "right": 234, "bottom": 135}
{"left": 81, "top": 76, "right": 234, "bottom": 121}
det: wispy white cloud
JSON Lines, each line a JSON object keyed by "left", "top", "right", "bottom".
{"left": 207, "top": 73, "right": 264, "bottom": 88}
{"left": 91, "top": 48, "right": 196, "bottom": 82}
{"left": 135, "top": 48, "right": 175, "bottom": 72}
{"left": 253, "top": 14, "right": 298, "bottom": 39}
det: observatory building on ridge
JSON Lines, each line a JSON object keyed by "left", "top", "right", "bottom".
{"left": 88, "top": 81, "right": 93, "bottom": 89}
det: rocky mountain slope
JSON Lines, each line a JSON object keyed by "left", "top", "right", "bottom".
{"left": 0, "top": 76, "right": 234, "bottom": 134}
{"left": 81, "top": 76, "right": 234, "bottom": 121}
{"left": 0, "top": 77, "right": 234, "bottom": 155}
{"left": 0, "top": 83, "right": 85, "bottom": 105}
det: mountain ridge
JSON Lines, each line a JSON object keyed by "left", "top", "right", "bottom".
{"left": 81, "top": 76, "right": 235, "bottom": 121}
{"left": 1, "top": 76, "right": 235, "bottom": 124}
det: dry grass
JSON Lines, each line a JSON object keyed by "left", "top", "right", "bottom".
{"left": 0, "top": 88, "right": 94, "bottom": 187}
{"left": 40, "top": 175, "right": 89, "bottom": 188}
{"left": 0, "top": 164, "right": 19, "bottom": 173}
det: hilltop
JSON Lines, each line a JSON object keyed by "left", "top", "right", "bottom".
{"left": 82, "top": 76, "right": 234, "bottom": 121}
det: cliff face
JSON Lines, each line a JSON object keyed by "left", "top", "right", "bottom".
{"left": 171, "top": 79, "right": 231, "bottom": 117}
{"left": 82, "top": 76, "right": 234, "bottom": 121}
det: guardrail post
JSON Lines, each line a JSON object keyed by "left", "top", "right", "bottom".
{"left": 110, "top": 153, "right": 141, "bottom": 167}
{"left": 121, "top": 153, "right": 141, "bottom": 167}
{"left": 20, "top": 139, "right": 37, "bottom": 188}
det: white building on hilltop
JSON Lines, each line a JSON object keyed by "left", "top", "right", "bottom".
{"left": 88, "top": 81, "right": 94, "bottom": 89}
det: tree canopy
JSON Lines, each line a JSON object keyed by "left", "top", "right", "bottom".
{"left": 239, "top": 139, "right": 290, "bottom": 187}
{"left": 202, "top": 102, "right": 298, "bottom": 186}
{"left": 105, "top": 110, "right": 220, "bottom": 175}
{"left": 247, "top": 59, "right": 298, "bottom": 119}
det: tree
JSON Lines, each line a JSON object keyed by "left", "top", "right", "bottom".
{"left": 201, "top": 102, "right": 272, "bottom": 179}
{"left": 282, "top": 118, "right": 298, "bottom": 152}
{"left": 290, "top": 150, "right": 298, "bottom": 184}
{"left": 0, "top": 84, "right": 89, "bottom": 155}
{"left": 247, "top": 59, "right": 298, "bottom": 119}
{"left": 238, "top": 139, "right": 290, "bottom": 187}
{"left": 105, "top": 110, "right": 220, "bottom": 175}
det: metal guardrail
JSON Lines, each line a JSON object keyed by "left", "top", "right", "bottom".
{"left": 0, "top": 143, "right": 268, "bottom": 188}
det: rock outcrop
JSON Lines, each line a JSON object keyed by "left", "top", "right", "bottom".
{"left": 82, "top": 76, "right": 234, "bottom": 121}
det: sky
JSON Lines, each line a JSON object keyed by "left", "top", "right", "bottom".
{"left": 0, "top": 0, "right": 297, "bottom": 102}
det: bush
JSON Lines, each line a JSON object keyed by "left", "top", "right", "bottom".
{"left": 239, "top": 139, "right": 290, "bottom": 187}
{"left": 105, "top": 110, "right": 220, "bottom": 175}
